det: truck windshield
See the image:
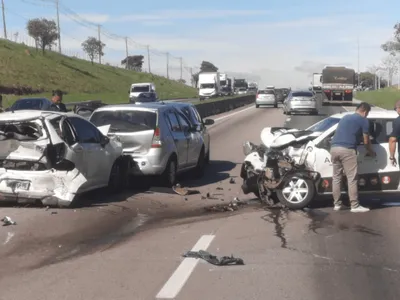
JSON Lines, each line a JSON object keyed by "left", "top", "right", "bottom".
{"left": 200, "top": 84, "right": 215, "bottom": 89}
{"left": 131, "top": 86, "right": 150, "bottom": 92}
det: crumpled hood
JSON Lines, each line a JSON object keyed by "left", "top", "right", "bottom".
{"left": 260, "top": 127, "right": 321, "bottom": 148}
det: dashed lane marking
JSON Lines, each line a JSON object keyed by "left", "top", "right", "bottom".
{"left": 156, "top": 234, "right": 215, "bottom": 299}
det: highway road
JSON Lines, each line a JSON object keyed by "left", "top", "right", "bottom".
{"left": 1, "top": 99, "right": 400, "bottom": 300}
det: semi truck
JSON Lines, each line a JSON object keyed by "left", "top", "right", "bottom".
{"left": 312, "top": 73, "right": 322, "bottom": 92}
{"left": 322, "top": 66, "right": 355, "bottom": 105}
{"left": 198, "top": 72, "right": 221, "bottom": 100}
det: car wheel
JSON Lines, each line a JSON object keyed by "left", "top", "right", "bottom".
{"left": 276, "top": 175, "right": 315, "bottom": 209}
{"left": 108, "top": 159, "right": 124, "bottom": 192}
{"left": 193, "top": 147, "right": 206, "bottom": 178}
{"left": 256, "top": 104, "right": 260, "bottom": 108}
{"left": 205, "top": 148, "right": 210, "bottom": 164}
{"left": 274, "top": 103, "right": 278, "bottom": 108}
{"left": 160, "top": 156, "right": 177, "bottom": 187}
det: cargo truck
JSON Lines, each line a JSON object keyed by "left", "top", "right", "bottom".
{"left": 322, "top": 66, "right": 355, "bottom": 105}
{"left": 198, "top": 72, "right": 221, "bottom": 100}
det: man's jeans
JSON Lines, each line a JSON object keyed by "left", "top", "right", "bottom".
{"left": 330, "top": 146, "right": 359, "bottom": 208}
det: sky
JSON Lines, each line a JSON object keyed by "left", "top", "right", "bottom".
{"left": 2, "top": 0, "right": 399, "bottom": 88}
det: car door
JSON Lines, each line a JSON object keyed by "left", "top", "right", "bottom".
{"left": 190, "top": 105, "right": 210, "bottom": 155}
{"left": 165, "top": 110, "right": 188, "bottom": 168}
{"left": 176, "top": 111, "right": 202, "bottom": 166}
{"left": 356, "top": 118, "right": 399, "bottom": 192}
{"left": 67, "top": 116, "right": 108, "bottom": 186}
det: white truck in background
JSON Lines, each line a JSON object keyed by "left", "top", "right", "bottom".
{"left": 198, "top": 72, "right": 221, "bottom": 100}
{"left": 312, "top": 73, "right": 322, "bottom": 92}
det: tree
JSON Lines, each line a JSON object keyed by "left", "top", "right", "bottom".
{"left": 177, "top": 79, "right": 186, "bottom": 84}
{"left": 200, "top": 61, "right": 218, "bottom": 72}
{"left": 355, "top": 72, "right": 377, "bottom": 87}
{"left": 192, "top": 72, "right": 199, "bottom": 87}
{"left": 382, "top": 23, "right": 400, "bottom": 55}
{"left": 81, "top": 37, "right": 105, "bottom": 65}
{"left": 121, "top": 55, "right": 144, "bottom": 71}
{"left": 26, "top": 18, "right": 58, "bottom": 54}
{"left": 381, "top": 55, "right": 400, "bottom": 86}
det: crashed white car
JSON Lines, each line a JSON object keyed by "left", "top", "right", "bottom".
{"left": 273, "top": 110, "right": 400, "bottom": 197}
{"left": 0, "top": 110, "right": 126, "bottom": 207}
{"left": 242, "top": 110, "right": 400, "bottom": 209}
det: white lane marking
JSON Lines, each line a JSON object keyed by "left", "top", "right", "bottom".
{"left": 156, "top": 234, "right": 215, "bottom": 299}
{"left": 3, "top": 232, "right": 14, "bottom": 245}
{"left": 342, "top": 106, "right": 350, "bottom": 112}
{"left": 213, "top": 106, "right": 255, "bottom": 122}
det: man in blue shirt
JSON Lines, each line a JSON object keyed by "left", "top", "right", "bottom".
{"left": 330, "top": 102, "right": 375, "bottom": 213}
{"left": 389, "top": 100, "right": 400, "bottom": 166}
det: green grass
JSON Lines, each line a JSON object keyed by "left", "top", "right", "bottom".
{"left": 0, "top": 39, "right": 197, "bottom": 107}
{"left": 355, "top": 88, "right": 400, "bottom": 109}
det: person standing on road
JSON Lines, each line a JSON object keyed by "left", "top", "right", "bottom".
{"left": 388, "top": 100, "right": 400, "bottom": 167}
{"left": 50, "top": 89, "right": 67, "bottom": 112}
{"left": 330, "top": 102, "right": 375, "bottom": 213}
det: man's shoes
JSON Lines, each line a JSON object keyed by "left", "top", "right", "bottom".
{"left": 350, "top": 205, "right": 370, "bottom": 213}
{"left": 333, "top": 204, "right": 349, "bottom": 211}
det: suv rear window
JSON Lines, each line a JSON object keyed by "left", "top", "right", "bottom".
{"left": 258, "top": 90, "right": 274, "bottom": 94}
{"left": 90, "top": 110, "right": 157, "bottom": 133}
{"left": 292, "top": 92, "right": 313, "bottom": 97}
{"left": 131, "top": 86, "right": 150, "bottom": 93}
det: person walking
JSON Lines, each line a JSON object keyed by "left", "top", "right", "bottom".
{"left": 330, "top": 102, "right": 375, "bottom": 213}
{"left": 388, "top": 99, "right": 400, "bottom": 167}
{"left": 50, "top": 89, "right": 67, "bottom": 112}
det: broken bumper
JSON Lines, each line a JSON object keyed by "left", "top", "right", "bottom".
{"left": 0, "top": 169, "right": 83, "bottom": 207}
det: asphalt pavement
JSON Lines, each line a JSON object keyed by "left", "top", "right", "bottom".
{"left": 1, "top": 100, "right": 400, "bottom": 300}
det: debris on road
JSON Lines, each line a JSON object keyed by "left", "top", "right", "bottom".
{"left": 204, "top": 198, "right": 247, "bottom": 212}
{"left": 216, "top": 187, "right": 223, "bottom": 190}
{"left": 172, "top": 184, "right": 200, "bottom": 196}
{"left": 183, "top": 250, "right": 244, "bottom": 266}
{"left": 229, "top": 177, "right": 235, "bottom": 184}
{"left": 1, "top": 216, "right": 17, "bottom": 226}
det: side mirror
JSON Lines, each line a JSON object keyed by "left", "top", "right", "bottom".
{"left": 100, "top": 135, "right": 110, "bottom": 147}
{"left": 204, "top": 119, "right": 215, "bottom": 126}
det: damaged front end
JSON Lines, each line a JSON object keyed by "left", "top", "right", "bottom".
{"left": 0, "top": 117, "right": 86, "bottom": 207}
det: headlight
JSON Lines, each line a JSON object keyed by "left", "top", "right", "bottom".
{"left": 243, "top": 141, "right": 255, "bottom": 156}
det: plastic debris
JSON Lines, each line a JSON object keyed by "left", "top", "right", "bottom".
{"left": 216, "top": 187, "right": 224, "bottom": 190}
{"left": 1, "top": 216, "right": 16, "bottom": 226}
{"left": 172, "top": 184, "right": 200, "bottom": 196}
{"left": 204, "top": 199, "right": 247, "bottom": 212}
{"left": 183, "top": 250, "right": 244, "bottom": 266}
{"left": 229, "top": 177, "right": 235, "bottom": 184}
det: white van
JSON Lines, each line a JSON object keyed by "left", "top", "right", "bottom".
{"left": 129, "top": 83, "right": 156, "bottom": 99}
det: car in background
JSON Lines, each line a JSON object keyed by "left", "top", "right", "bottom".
{"left": 89, "top": 103, "right": 211, "bottom": 187}
{"left": 255, "top": 89, "right": 278, "bottom": 108}
{"left": 129, "top": 92, "right": 158, "bottom": 104}
{"left": 237, "top": 88, "right": 247, "bottom": 95}
{"left": 220, "top": 86, "right": 233, "bottom": 97}
{"left": 67, "top": 100, "right": 108, "bottom": 119}
{"left": 275, "top": 89, "right": 285, "bottom": 103}
{"left": 283, "top": 90, "right": 318, "bottom": 115}
{"left": 247, "top": 87, "right": 257, "bottom": 94}
{"left": 6, "top": 97, "right": 53, "bottom": 111}
{"left": 0, "top": 110, "right": 126, "bottom": 208}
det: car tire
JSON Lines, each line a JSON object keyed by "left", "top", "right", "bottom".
{"left": 274, "top": 103, "right": 278, "bottom": 108}
{"left": 160, "top": 156, "right": 177, "bottom": 187}
{"left": 108, "top": 159, "right": 125, "bottom": 192}
{"left": 276, "top": 175, "right": 315, "bottom": 209}
{"left": 193, "top": 147, "right": 206, "bottom": 178}
{"left": 256, "top": 104, "right": 260, "bottom": 108}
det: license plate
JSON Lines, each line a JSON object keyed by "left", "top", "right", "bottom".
{"left": 335, "top": 93, "right": 341, "bottom": 95}
{"left": 6, "top": 180, "right": 30, "bottom": 190}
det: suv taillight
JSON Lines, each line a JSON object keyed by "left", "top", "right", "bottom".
{"left": 151, "top": 127, "right": 162, "bottom": 148}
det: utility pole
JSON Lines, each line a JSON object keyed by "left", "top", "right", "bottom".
{"left": 124, "top": 37, "right": 128, "bottom": 69}
{"left": 97, "top": 25, "right": 101, "bottom": 64}
{"left": 357, "top": 36, "right": 360, "bottom": 87}
{"left": 147, "top": 45, "right": 151, "bottom": 73}
{"left": 190, "top": 67, "right": 193, "bottom": 87}
{"left": 166, "top": 52, "right": 169, "bottom": 79}
{"left": 1, "top": 0, "right": 7, "bottom": 39}
{"left": 179, "top": 57, "right": 182, "bottom": 80}
{"left": 55, "top": 0, "right": 61, "bottom": 53}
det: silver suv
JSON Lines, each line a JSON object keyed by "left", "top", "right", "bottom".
{"left": 89, "top": 103, "right": 214, "bottom": 186}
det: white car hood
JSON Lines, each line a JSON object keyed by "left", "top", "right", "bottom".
{"left": 260, "top": 127, "right": 321, "bottom": 148}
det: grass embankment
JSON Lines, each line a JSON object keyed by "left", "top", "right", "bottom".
{"left": 355, "top": 88, "right": 400, "bottom": 109}
{"left": 0, "top": 39, "right": 197, "bottom": 107}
